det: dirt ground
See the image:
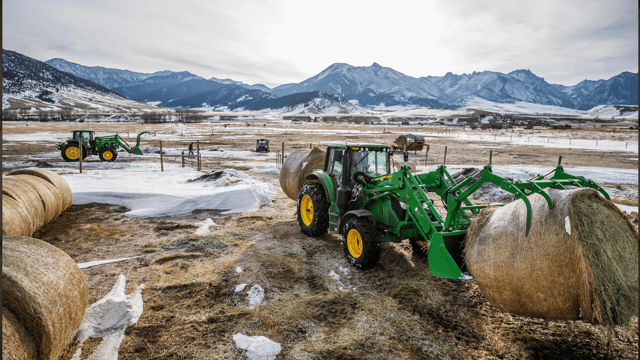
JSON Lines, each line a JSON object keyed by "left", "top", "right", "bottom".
{"left": 3, "top": 120, "right": 639, "bottom": 359}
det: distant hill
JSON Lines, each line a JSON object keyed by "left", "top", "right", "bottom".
{"left": 2, "top": 49, "right": 159, "bottom": 112}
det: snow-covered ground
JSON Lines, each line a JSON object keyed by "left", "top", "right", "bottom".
{"left": 61, "top": 168, "right": 278, "bottom": 217}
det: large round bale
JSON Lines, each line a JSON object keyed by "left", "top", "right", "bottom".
{"left": 3, "top": 307, "right": 37, "bottom": 360}
{"left": 393, "top": 161, "right": 417, "bottom": 172}
{"left": 2, "top": 236, "right": 88, "bottom": 360}
{"left": 2, "top": 196, "right": 34, "bottom": 237}
{"left": 395, "top": 134, "right": 424, "bottom": 150}
{"left": 7, "top": 169, "right": 72, "bottom": 212}
{"left": 465, "top": 188, "right": 638, "bottom": 327}
{"left": 11, "top": 175, "right": 63, "bottom": 225}
{"left": 279, "top": 147, "right": 325, "bottom": 200}
{"left": 3, "top": 177, "right": 46, "bottom": 231}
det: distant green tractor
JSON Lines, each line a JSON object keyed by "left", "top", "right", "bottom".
{"left": 57, "top": 130, "right": 148, "bottom": 162}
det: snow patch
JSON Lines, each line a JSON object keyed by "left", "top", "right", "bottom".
{"left": 195, "top": 218, "right": 216, "bottom": 235}
{"left": 232, "top": 333, "right": 281, "bottom": 360}
{"left": 235, "top": 284, "right": 248, "bottom": 293}
{"left": 564, "top": 216, "right": 572, "bottom": 235}
{"left": 247, "top": 285, "right": 265, "bottom": 306}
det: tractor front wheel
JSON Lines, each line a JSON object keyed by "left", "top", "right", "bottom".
{"left": 99, "top": 148, "right": 117, "bottom": 162}
{"left": 297, "top": 183, "right": 329, "bottom": 237}
{"left": 409, "top": 237, "right": 429, "bottom": 257}
{"left": 342, "top": 217, "right": 381, "bottom": 269}
{"left": 61, "top": 143, "right": 81, "bottom": 162}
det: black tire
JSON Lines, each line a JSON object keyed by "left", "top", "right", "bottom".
{"left": 110, "top": 150, "right": 118, "bottom": 162}
{"left": 297, "top": 182, "right": 330, "bottom": 237}
{"left": 342, "top": 217, "right": 381, "bottom": 269}
{"left": 409, "top": 237, "right": 429, "bottom": 257}
{"left": 99, "top": 148, "right": 117, "bottom": 162}
{"left": 61, "top": 143, "right": 81, "bottom": 162}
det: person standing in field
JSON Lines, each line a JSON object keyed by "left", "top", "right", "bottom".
{"left": 188, "top": 142, "right": 194, "bottom": 156}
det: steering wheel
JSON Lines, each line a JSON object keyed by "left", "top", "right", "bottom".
{"left": 352, "top": 171, "right": 376, "bottom": 186}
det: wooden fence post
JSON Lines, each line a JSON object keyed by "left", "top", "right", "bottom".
{"left": 79, "top": 141, "right": 83, "bottom": 173}
{"left": 558, "top": 156, "right": 562, "bottom": 166}
{"left": 443, "top": 146, "right": 448, "bottom": 166}
{"left": 182, "top": 150, "right": 185, "bottom": 167}
{"left": 197, "top": 140, "right": 201, "bottom": 171}
{"left": 160, "top": 141, "right": 164, "bottom": 172}
{"left": 489, "top": 150, "right": 492, "bottom": 165}
{"left": 425, "top": 144, "right": 430, "bottom": 166}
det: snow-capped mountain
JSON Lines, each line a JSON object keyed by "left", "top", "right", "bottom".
{"left": 111, "top": 71, "right": 206, "bottom": 100}
{"left": 574, "top": 71, "right": 638, "bottom": 110}
{"left": 2, "top": 49, "right": 159, "bottom": 111}
{"left": 208, "top": 77, "right": 271, "bottom": 92}
{"left": 270, "top": 63, "right": 450, "bottom": 108}
{"left": 44, "top": 58, "right": 175, "bottom": 89}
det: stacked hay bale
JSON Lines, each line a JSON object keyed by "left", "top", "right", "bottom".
{"left": 465, "top": 188, "right": 638, "bottom": 327}
{"left": 279, "top": 147, "right": 325, "bottom": 200}
{"left": 2, "top": 169, "right": 72, "bottom": 237}
{"left": 2, "top": 236, "right": 88, "bottom": 360}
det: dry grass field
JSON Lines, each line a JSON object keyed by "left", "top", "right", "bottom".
{"left": 3, "top": 119, "right": 638, "bottom": 359}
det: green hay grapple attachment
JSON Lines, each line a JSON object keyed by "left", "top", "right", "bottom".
{"left": 296, "top": 144, "right": 610, "bottom": 279}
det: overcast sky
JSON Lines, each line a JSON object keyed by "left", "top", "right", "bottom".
{"left": 3, "top": 0, "right": 637, "bottom": 88}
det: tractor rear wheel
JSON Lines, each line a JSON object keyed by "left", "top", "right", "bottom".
{"left": 99, "top": 148, "right": 117, "bottom": 162}
{"left": 409, "top": 237, "right": 429, "bottom": 257}
{"left": 61, "top": 143, "right": 81, "bottom": 162}
{"left": 342, "top": 217, "right": 381, "bottom": 269}
{"left": 297, "top": 183, "right": 329, "bottom": 237}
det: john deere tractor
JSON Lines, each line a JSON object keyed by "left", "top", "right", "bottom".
{"left": 297, "top": 143, "right": 609, "bottom": 279}
{"left": 58, "top": 130, "right": 148, "bottom": 162}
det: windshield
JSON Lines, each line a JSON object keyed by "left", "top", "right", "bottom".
{"left": 351, "top": 150, "right": 389, "bottom": 177}
{"left": 257, "top": 140, "right": 268, "bottom": 145}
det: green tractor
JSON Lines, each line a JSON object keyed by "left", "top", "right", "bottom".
{"left": 57, "top": 130, "right": 149, "bottom": 162}
{"left": 297, "top": 143, "right": 610, "bottom": 279}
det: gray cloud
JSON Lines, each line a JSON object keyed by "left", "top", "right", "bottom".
{"left": 3, "top": 0, "right": 637, "bottom": 87}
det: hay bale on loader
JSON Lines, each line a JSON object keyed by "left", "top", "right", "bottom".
{"left": 3, "top": 178, "right": 47, "bottom": 231}
{"left": 465, "top": 188, "right": 638, "bottom": 327}
{"left": 279, "top": 147, "right": 325, "bottom": 201}
{"left": 393, "top": 161, "right": 417, "bottom": 172}
{"left": 2, "top": 236, "right": 88, "bottom": 360}
{"left": 2, "top": 196, "right": 34, "bottom": 237}
{"left": 7, "top": 169, "right": 73, "bottom": 211}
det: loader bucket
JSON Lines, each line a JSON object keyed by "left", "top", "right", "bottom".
{"left": 427, "top": 233, "right": 465, "bottom": 279}
{"left": 131, "top": 147, "right": 144, "bottom": 155}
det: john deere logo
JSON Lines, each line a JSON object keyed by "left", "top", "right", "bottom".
{"left": 406, "top": 194, "right": 410, "bottom": 199}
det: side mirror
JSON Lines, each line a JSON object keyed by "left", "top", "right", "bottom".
{"left": 404, "top": 151, "right": 409, "bottom": 162}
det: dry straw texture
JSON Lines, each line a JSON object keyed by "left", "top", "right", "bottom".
{"left": 7, "top": 169, "right": 73, "bottom": 211}
{"left": 279, "top": 147, "right": 325, "bottom": 200}
{"left": 2, "top": 195, "right": 33, "bottom": 237}
{"left": 3, "top": 177, "right": 46, "bottom": 231}
{"left": 10, "top": 175, "right": 63, "bottom": 225}
{"left": 2, "top": 236, "right": 89, "bottom": 360}
{"left": 465, "top": 188, "right": 638, "bottom": 327}
{"left": 2, "top": 307, "right": 37, "bottom": 360}
{"left": 393, "top": 161, "right": 417, "bottom": 172}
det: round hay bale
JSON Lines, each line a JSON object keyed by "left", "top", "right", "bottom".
{"left": 2, "top": 236, "right": 88, "bottom": 360}
{"left": 465, "top": 188, "right": 638, "bottom": 326}
{"left": 3, "top": 307, "right": 37, "bottom": 360}
{"left": 395, "top": 134, "right": 424, "bottom": 150}
{"left": 10, "top": 175, "right": 63, "bottom": 224}
{"left": 6, "top": 169, "right": 72, "bottom": 212}
{"left": 2, "top": 195, "right": 34, "bottom": 237}
{"left": 279, "top": 147, "right": 325, "bottom": 200}
{"left": 393, "top": 161, "right": 417, "bottom": 172}
{"left": 3, "top": 177, "right": 46, "bottom": 231}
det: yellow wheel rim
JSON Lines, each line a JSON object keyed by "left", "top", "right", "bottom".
{"left": 103, "top": 150, "right": 113, "bottom": 160}
{"left": 66, "top": 146, "right": 80, "bottom": 160}
{"left": 347, "top": 229, "right": 363, "bottom": 258}
{"left": 300, "top": 194, "right": 314, "bottom": 226}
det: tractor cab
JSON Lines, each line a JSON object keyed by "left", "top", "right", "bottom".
{"left": 324, "top": 144, "right": 393, "bottom": 188}
{"left": 72, "top": 130, "right": 95, "bottom": 148}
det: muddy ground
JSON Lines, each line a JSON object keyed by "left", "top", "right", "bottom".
{"left": 3, "top": 120, "right": 639, "bottom": 359}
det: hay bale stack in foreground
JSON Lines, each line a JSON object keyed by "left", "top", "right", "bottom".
{"left": 279, "top": 147, "right": 325, "bottom": 200}
{"left": 3, "top": 307, "right": 37, "bottom": 360}
{"left": 7, "top": 169, "right": 73, "bottom": 211}
{"left": 2, "top": 196, "right": 34, "bottom": 237}
{"left": 465, "top": 188, "right": 638, "bottom": 327}
{"left": 3, "top": 178, "right": 46, "bottom": 231}
{"left": 9, "top": 175, "right": 63, "bottom": 225}
{"left": 2, "top": 236, "right": 88, "bottom": 360}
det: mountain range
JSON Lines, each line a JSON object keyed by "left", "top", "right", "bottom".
{"left": 2, "top": 49, "right": 637, "bottom": 113}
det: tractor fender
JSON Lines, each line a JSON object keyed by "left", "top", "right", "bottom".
{"left": 305, "top": 172, "right": 334, "bottom": 204}
{"left": 339, "top": 210, "right": 373, "bottom": 234}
